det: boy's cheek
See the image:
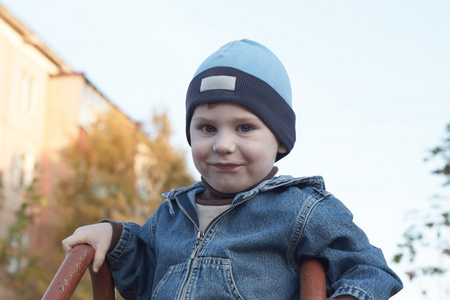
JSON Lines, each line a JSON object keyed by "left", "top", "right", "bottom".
{"left": 190, "top": 143, "right": 210, "bottom": 165}
{"left": 191, "top": 137, "right": 212, "bottom": 151}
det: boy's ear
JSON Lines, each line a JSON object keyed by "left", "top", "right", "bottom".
{"left": 278, "top": 143, "right": 288, "bottom": 154}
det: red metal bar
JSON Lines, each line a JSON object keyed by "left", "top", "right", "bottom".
{"left": 42, "top": 244, "right": 115, "bottom": 300}
{"left": 43, "top": 245, "right": 325, "bottom": 299}
{"left": 89, "top": 258, "right": 115, "bottom": 300}
{"left": 300, "top": 259, "right": 327, "bottom": 300}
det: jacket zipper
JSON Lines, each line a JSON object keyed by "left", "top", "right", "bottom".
{"left": 190, "top": 230, "right": 204, "bottom": 259}
{"left": 176, "top": 193, "right": 257, "bottom": 299}
{"left": 176, "top": 199, "right": 202, "bottom": 299}
{"left": 179, "top": 230, "right": 204, "bottom": 299}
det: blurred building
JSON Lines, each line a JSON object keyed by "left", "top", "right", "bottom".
{"left": 0, "top": 2, "right": 139, "bottom": 281}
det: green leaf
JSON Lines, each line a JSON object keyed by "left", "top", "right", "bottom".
{"left": 431, "top": 147, "right": 442, "bottom": 155}
{"left": 393, "top": 253, "right": 403, "bottom": 263}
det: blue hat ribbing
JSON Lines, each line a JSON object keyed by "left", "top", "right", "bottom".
{"left": 186, "top": 39, "right": 296, "bottom": 161}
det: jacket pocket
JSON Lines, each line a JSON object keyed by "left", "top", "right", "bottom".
{"left": 152, "top": 262, "right": 187, "bottom": 299}
{"left": 153, "top": 257, "right": 244, "bottom": 300}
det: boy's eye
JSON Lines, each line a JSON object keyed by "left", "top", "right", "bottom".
{"left": 238, "top": 125, "right": 253, "bottom": 132}
{"left": 202, "top": 125, "right": 216, "bottom": 133}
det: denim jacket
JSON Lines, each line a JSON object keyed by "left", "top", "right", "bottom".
{"left": 107, "top": 175, "right": 402, "bottom": 299}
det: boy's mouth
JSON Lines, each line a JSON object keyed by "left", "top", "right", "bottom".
{"left": 211, "top": 163, "right": 242, "bottom": 171}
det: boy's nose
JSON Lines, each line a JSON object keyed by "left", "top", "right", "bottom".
{"left": 212, "top": 131, "right": 236, "bottom": 154}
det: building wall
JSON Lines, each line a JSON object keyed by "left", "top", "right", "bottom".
{"left": 0, "top": 6, "right": 74, "bottom": 236}
{"left": 0, "top": 5, "right": 170, "bottom": 297}
{"left": 0, "top": 4, "right": 136, "bottom": 243}
{"left": 0, "top": 5, "right": 146, "bottom": 297}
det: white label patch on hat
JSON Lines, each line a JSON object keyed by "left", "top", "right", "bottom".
{"left": 200, "top": 75, "right": 236, "bottom": 92}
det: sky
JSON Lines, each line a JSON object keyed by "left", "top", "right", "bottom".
{"left": 2, "top": 1, "right": 450, "bottom": 298}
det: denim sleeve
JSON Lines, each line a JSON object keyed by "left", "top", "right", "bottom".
{"left": 296, "top": 194, "right": 403, "bottom": 300}
{"left": 106, "top": 217, "right": 157, "bottom": 300}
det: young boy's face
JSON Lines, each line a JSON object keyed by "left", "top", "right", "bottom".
{"left": 190, "top": 102, "right": 287, "bottom": 194}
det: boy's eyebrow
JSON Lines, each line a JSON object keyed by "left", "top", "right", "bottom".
{"left": 190, "top": 116, "right": 213, "bottom": 122}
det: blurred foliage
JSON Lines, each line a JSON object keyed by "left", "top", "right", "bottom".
{"left": 429, "top": 123, "right": 450, "bottom": 186}
{"left": 0, "top": 171, "right": 3, "bottom": 209}
{"left": 52, "top": 110, "right": 194, "bottom": 299}
{"left": 0, "top": 110, "right": 194, "bottom": 299}
{"left": 53, "top": 110, "right": 194, "bottom": 241}
{"left": 394, "top": 122, "right": 450, "bottom": 297}
{"left": 0, "top": 177, "right": 49, "bottom": 299}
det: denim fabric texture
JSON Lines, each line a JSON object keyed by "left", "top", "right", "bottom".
{"left": 107, "top": 176, "right": 403, "bottom": 299}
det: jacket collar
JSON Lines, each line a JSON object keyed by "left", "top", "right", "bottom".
{"left": 162, "top": 175, "right": 326, "bottom": 203}
{"left": 162, "top": 175, "right": 326, "bottom": 226}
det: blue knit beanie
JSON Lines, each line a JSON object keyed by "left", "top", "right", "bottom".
{"left": 186, "top": 39, "right": 296, "bottom": 161}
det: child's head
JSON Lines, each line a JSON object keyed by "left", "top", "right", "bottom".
{"left": 185, "top": 39, "right": 296, "bottom": 192}
{"left": 186, "top": 39, "right": 296, "bottom": 161}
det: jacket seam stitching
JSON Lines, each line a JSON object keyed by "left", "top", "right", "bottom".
{"left": 287, "top": 190, "right": 329, "bottom": 274}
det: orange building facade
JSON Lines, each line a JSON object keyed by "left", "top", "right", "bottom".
{"left": 0, "top": 5, "right": 140, "bottom": 295}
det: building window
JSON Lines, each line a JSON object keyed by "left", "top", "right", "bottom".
{"left": 19, "top": 71, "right": 36, "bottom": 115}
{"left": 11, "top": 152, "right": 35, "bottom": 190}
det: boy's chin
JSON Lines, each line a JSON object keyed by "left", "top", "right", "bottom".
{"left": 210, "top": 181, "right": 252, "bottom": 194}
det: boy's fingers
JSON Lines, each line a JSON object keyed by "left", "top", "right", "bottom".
{"left": 62, "top": 237, "right": 74, "bottom": 254}
{"left": 61, "top": 223, "right": 113, "bottom": 272}
{"left": 62, "top": 234, "right": 86, "bottom": 253}
{"left": 92, "top": 253, "right": 106, "bottom": 273}
{"left": 92, "top": 241, "right": 109, "bottom": 273}
{"left": 62, "top": 244, "right": 72, "bottom": 254}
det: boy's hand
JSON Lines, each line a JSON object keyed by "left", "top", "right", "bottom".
{"left": 62, "top": 223, "right": 113, "bottom": 273}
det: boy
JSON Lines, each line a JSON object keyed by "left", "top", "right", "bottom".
{"left": 62, "top": 39, "right": 403, "bottom": 299}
